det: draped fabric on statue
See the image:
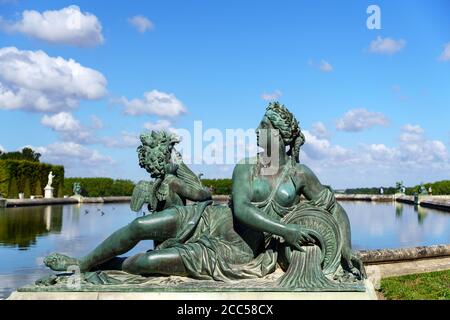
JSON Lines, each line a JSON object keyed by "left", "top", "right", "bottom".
{"left": 157, "top": 202, "right": 278, "bottom": 281}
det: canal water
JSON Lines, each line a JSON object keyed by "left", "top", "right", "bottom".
{"left": 0, "top": 201, "right": 449, "bottom": 298}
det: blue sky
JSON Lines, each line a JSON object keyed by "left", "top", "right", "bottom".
{"left": 0, "top": 0, "right": 449, "bottom": 188}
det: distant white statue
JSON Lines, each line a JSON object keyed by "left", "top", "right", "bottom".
{"left": 44, "top": 171, "right": 56, "bottom": 199}
{"left": 46, "top": 171, "right": 55, "bottom": 188}
{"left": 380, "top": 187, "right": 384, "bottom": 195}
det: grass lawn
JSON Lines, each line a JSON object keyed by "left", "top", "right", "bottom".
{"left": 380, "top": 269, "right": 450, "bottom": 300}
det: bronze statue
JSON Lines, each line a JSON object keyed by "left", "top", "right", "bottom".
{"left": 42, "top": 102, "right": 366, "bottom": 290}
{"left": 130, "top": 131, "right": 211, "bottom": 213}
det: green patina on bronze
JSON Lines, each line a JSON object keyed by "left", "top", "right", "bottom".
{"left": 38, "top": 102, "right": 367, "bottom": 292}
{"left": 72, "top": 182, "right": 81, "bottom": 196}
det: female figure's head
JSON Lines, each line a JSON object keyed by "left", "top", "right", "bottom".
{"left": 256, "top": 102, "right": 305, "bottom": 163}
{"left": 137, "top": 131, "right": 179, "bottom": 178}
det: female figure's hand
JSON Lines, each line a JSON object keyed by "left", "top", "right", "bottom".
{"left": 283, "top": 224, "right": 316, "bottom": 252}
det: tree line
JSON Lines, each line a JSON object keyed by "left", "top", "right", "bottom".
{"left": 345, "top": 180, "right": 450, "bottom": 195}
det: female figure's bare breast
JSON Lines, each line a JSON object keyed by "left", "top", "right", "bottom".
{"left": 250, "top": 166, "right": 302, "bottom": 211}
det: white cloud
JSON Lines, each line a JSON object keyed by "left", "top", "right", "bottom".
{"left": 308, "top": 59, "right": 333, "bottom": 73}
{"left": 368, "top": 36, "right": 406, "bottom": 55}
{"left": 392, "top": 85, "right": 409, "bottom": 101}
{"left": 302, "top": 130, "right": 354, "bottom": 163}
{"left": 398, "top": 124, "right": 448, "bottom": 165}
{"left": 101, "top": 131, "right": 139, "bottom": 149}
{"left": 40, "top": 111, "right": 142, "bottom": 148}
{"left": 0, "top": 145, "right": 5, "bottom": 152}
{"left": 143, "top": 119, "right": 173, "bottom": 131}
{"left": 438, "top": 43, "right": 450, "bottom": 62}
{"left": 90, "top": 115, "right": 103, "bottom": 129}
{"left": 128, "top": 15, "right": 154, "bottom": 33}
{"left": 298, "top": 124, "right": 449, "bottom": 188}
{"left": 41, "top": 112, "right": 81, "bottom": 132}
{"left": 319, "top": 60, "right": 333, "bottom": 73}
{"left": 120, "top": 90, "right": 186, "bottom": 117}
{"left": 361, "top": 144, "right": 398, "bottom": 162}
{"left": 0, "top": 5, "right": 104, "bottom": 46}
{"left": 41, "top": 112, "right": 99, "bottom": 144}
{"left": 0, "top": 47, "right": 107, "bottom": 113}
{"left": 261, "top": 90, "right": 282, "bottom": 101}
{"left": 311, "top": 122, "right": 329, "bottom": 139}
{"left": 35, "top": 142, "right": 114, "bottom": 170}
{"left": 400, "top": 124, "right": 424, "bottom": 142}
{"left": 336, "top": 108, "right": 389, "bottom": 132}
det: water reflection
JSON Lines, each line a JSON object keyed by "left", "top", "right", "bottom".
{"left": 340, "top": 201, "right": 449, "bottom": 250}
{"left": 0, "top": 203, "right": 152, "bottom": 299}
{"left": 0, "top": 206, "right": 63, "bottom": 249}
{"left": 414, "top": 205, "right": 427, "bottom": 225}
{"left": 395, "top": 203, "right": 403, "bottom": 218}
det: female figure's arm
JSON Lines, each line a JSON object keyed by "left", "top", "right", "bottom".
{"left": 170, "top": 176, "right": 212, "bottom": 202}
{"left": 232, "top": 163, "right": 314, "bottom": 251}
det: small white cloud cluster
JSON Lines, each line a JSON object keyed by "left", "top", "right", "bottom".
{"left": 369, "top": 36, "right": 406, "bottom": 55}
{"left": 300, "top": 122, "right": 449, "bottom": 188}
{"left": 101, "top": 132, "right": 140, "bottom": 149}
{"left": 308, "top": 59, "right": 334, "bottom": 73}
{"left": 40, "top": 111, "right": 143, "bottom": 149}
{"left": 261, "top": 90, "right": 282, "bottom": 101}
{"left": 144, "top": 119, "right": 173, "bottom": 131}
{"left": 41, "top": 112, "right": 81, "bottom": 132}
{"left": 40, "top": 112, "right": 99, "bottom": 144}
{"left": 311, "top": 122, "right": 329, "bottom": 139}
{"left": 35, "top": 141, "right": 114, "bottom": 169}
{"left": 0, "top": 5, "right": 104, "bottom": 46}
{"left": 336, "top": 108, "right": 389, "bottom": 132}
{"left": 302, "top": 130, "right": 353, "bottom": 163}
{"left": 128, "top": 15, "right": 154, "bottom": 33}
{"left": 398, "top": 124, "right": 448, "bottom": 165}
{"left": 439, "top": 43, "right": 450, "bottom": 62}
{"left": 319, "top": 60, "right": 333, "bottom": 73}
{"left": 0, "top": 47, "right": 107, "bottom": 113}
{"left": 121, "top": 90, "right": 186, "bottom": 117}
{"left": 90, "top": 115, "right": 104, "bottom": 129}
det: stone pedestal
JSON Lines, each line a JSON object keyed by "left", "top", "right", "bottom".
{"left": 7, "top": 280, "right": 377, "bottom": 300}
{"left": 44, "top": 186, "right": 54, "bottom": 199}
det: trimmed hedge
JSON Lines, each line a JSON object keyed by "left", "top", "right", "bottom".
{"left": 202, "top": 179, "right": 232, "bottom": 195}
{"left": 64, "top": 178, "right": 135, "bottom": 197}
{"left": 0, "top": 160, "right": 64, "bottom": 199}
{"left": 64, "top": 178, "right": 231, "bottom": 197}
